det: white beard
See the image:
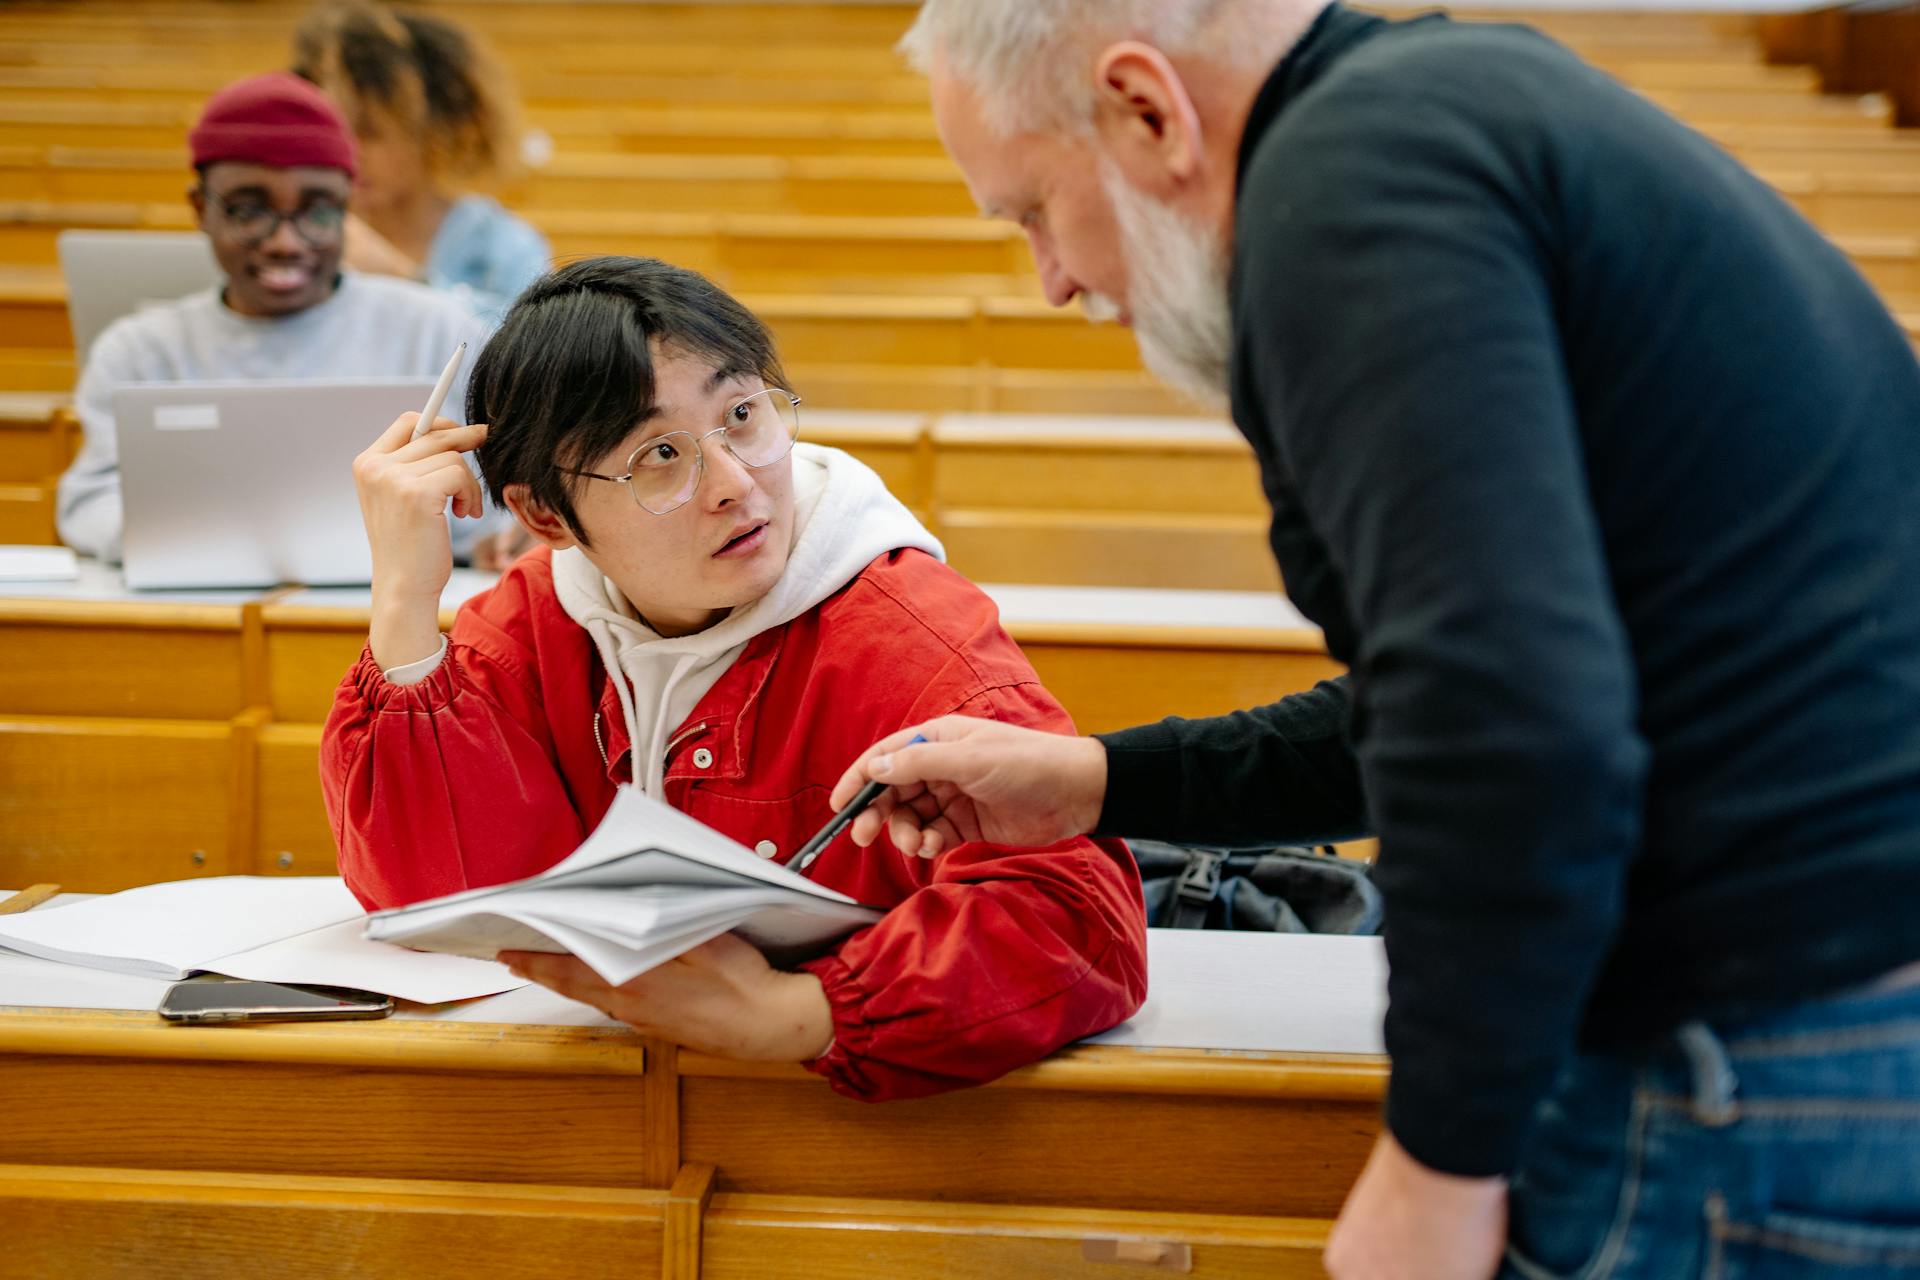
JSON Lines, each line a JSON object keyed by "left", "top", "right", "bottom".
{"left": 1098, "top": 158, "right": 1234, "bottom": 408}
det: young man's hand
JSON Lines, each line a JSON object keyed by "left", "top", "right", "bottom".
{"left": 1324, "top": 1132, "right": 1508, "bottom": 1280}
{"left": 352, "top": 411, "right": 488, "bottom": 669}
{"left": 500, "top": 935, "right": 836, "bottom": 1062}
{"left": 827, "top": 716, "right": 1108, "bottom": 857}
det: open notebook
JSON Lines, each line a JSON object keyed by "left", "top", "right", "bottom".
{"left": 364, "top": 785, "right": 884, "bottom": 986}
{"left": 0, "top": 878, "right": 518, "bottom": 1004}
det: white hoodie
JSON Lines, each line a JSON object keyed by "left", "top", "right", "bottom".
{"left": 549, "top": 443, "right": 944, "bottom": 796}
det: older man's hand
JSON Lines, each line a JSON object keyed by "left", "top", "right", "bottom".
{"left": 500, "top": 934, "right": 835, "bottom": 1061}
{"left": 827, "top": 716, "right": 1108, "bottom": 858}
{"left": 1324, "top": 1131, "right": 1508, "bottom": 1280}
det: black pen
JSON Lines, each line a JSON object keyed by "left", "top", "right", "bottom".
{"left": 791, "top": 734, "right": 926, "bottom": 875}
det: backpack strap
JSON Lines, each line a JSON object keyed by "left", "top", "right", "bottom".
{"left": 1170, "top": 847, "right": 1227, "bottom": 929}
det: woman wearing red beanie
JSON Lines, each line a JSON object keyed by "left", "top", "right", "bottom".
{"left": 293, "top": 2, "right": 550, "bottom": 321}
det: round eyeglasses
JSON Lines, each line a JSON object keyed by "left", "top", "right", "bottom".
{"left": 207, "top": 194, "right": 347, "bottom": 248}
{"left": 563, "top": 389, "right": 801, "bottom": 516}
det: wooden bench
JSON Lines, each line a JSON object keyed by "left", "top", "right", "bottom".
{"left": 0, "top": 396, "right": 71, "bottom": 542}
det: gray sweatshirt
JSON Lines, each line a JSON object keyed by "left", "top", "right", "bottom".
{"left": 58, "top": 271, "right": 495, "bottom": 562}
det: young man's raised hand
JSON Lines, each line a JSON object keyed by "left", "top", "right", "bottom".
{"left": 352, "top": 411, "right": 489, "bottom": 670}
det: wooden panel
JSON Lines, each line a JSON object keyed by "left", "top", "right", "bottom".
{"left": 803, "top": 413, "right": 928, "bottom": 509}
{"left": 1835, "top": 234, "right": 1920, "bottom": 293}
{"left": 0, "top": 286, "right": 66, "bottom": 347}
{"left": 702, "top": 1195, "right": 1333, "bottom": 1279}
{"left": 0, "top": 346, "right": 73, "bottom": 388}
{"left": 679, "top": 1074, "right": 1378, "bottom": 1219}
{"left": 256, "top": 724, "right": 333, "bottom": 878}
{"left": 0, "top": 604, "right": 246, "bottom": 718}
{"left": 938, "top": 510, "right": 1283, "bottom": 592}
{"left": 0, "top": 392, "right": 64, "bottom": 479}
{"left": 984, "top": 369, "right": 1208, "bottom": 418}
{"left": 763, "top": 303, "right": 974, "bottom": 368}
{"left": 727, "top": 224, "right": 1016, "bottom": 280}
{"left": 0, "top": 1166, "right": 668, "bottom": 1280}
{"left": 0, "top": 478, "right": 54, "bottom": 542}
{"left": 786, "top": 362, "right": 979, "bottom": 414}
{"left": 0, "top": 716, "right": 231, "bottom": 889}
{"left": 979, "top": 311, "right": 1145, "bottom": 371}
{"left": 265, "top": 625, "right": 368, "bottom": 724}
{"left": 1013, "top": 636, "right": 1343, "bottom": 737}
{"left": 936, "top": 441, "right": 1264, "bottom": 515}
{"left": 0, "top": 1056, "right": 655, "bottom": 1187}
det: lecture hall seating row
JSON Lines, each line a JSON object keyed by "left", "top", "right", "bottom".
{"left": 0, "top": 565, "right": 1337, "bottom": 894}
{"left": 8, "top": 140, "right": 1920, "bottom": 232}
{"left": 1, "top": 404, "right": 1286, "bottom": 587}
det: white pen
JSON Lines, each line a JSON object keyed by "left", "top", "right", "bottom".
{"left": 409, "top": 341, "right": 469, "bottom": 442}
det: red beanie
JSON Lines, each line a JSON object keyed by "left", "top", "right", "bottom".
{"left": 189, "top": 72, "right": 357, "bottom": 176}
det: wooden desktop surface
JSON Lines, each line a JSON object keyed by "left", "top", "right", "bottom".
{"left": 0, "top": 1005, "right": 1386, "bottom": 1278}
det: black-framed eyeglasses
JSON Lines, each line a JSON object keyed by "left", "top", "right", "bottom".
{"left": 205, "top": 193, "right": 347, "bottom": 247}
{"left": 563, "top": 389, "right": 802, "bottom": 516}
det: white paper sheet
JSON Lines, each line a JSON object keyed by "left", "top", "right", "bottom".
{"left": 1083, "top": 930, "right": 1387, "bottom": 1055}
{"left": 397, "top": 982, "right": 621, "bottom": 1027}
{"left": 0, "top": 878, "right": 361, "bottom": 978}
{"left": 211, "top": 918, "right": 524, "bottom": 1004}
{"left": 0, "top": 545, "right": 79, "bottom": 582}
{"left": 0, "top": 949, "right": 176, "bottom": 1011}
{"left": 366, "top": 786, "right": 882, "bottom": 986}
{"left": 0, "top": 883, "right": 525, "bottom": 1004}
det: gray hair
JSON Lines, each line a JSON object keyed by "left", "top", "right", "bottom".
{"left": 899, "top": 0, "right": 1312, "bottom": 136}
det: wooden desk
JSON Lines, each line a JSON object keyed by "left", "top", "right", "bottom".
{"left": 0, "top": 580, "right": 260, "bottom": 888}
{"left": 0, "top": 1006, "right": 1384, "bottom": 1278}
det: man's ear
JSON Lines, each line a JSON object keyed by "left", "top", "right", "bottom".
{"left": 503, "top": 484, "right": 579, "bottom": 551}
{"left": 1090, "top": 41, "right": 1206, "bottom": 198}
{"left": 188, "top": 185, "right": 208, "bottom": 226}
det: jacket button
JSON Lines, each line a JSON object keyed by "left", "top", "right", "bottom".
{"left": 692, "top": 748, "right": 714, "bottom": 769}
{"left": 754, "top": 840, "right": 778, "bottom": 860}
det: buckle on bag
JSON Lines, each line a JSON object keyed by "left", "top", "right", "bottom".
{"left": 1175, "top": 849, "right": 1226, "bottom": 908}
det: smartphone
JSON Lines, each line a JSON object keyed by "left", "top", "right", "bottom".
{"left": 157, "top": 978, "right": 394, "bottom": 1024}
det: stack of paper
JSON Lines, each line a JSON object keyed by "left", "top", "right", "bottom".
{"left": 0, "top": 878, "right": 520, "bottom": 1004}
{"left": 366, "top": 785, "right": 883, "bottom": 985}
{"left": 0, "top": 545, "right": 79, "bottom": 582}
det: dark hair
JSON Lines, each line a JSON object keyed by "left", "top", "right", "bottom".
{"left": 292, "top": 1, "right": 521, "bottom": 188}
{"left": 469, "top": 256, "right": 791, "bottom": 546}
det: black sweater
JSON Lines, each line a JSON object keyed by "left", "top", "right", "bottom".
{"left": 1097, "top": 5, "right": 1920, "bottom": 1177}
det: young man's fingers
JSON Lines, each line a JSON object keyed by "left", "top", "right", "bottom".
{"left": 403, "top": 455, "right": 484, "bottom": 518}
{"left": 393, "top": 420, "right": 488, "bottom": 465}
{"left": 370, "top": 411, "right": 425, "bottom": 453}
{"left": 500, "top": 950, "right": 605, "bottom": 1004}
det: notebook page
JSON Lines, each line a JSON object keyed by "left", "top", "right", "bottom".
{"left": 210, "top": 918, "right": 526, "bottom": 1004}
{"left": 0, "top": 878, "right": 361, "bottom": 980}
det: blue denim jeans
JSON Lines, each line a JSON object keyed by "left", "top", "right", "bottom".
{"left": 1499, "top": 974, "right": 1920, "bottom": 1278}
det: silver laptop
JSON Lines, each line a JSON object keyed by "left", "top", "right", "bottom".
{"left": 115, "top": 378, "right": 442, "bottom": 589}
{"left": 59, "top": 230, "right": 222, "bottom": 363}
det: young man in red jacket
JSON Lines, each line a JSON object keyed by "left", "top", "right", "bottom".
{"left": 323, "top": 255, "right": 1147, "bottom": 1100}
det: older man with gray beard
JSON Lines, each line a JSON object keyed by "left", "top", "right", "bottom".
{"left": 832, "top": 1, "right": 1920, "bottom": 1277}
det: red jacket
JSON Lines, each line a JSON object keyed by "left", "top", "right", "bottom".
{"left": 322, "top": 547, "right": 1147, "bottom": 1101}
